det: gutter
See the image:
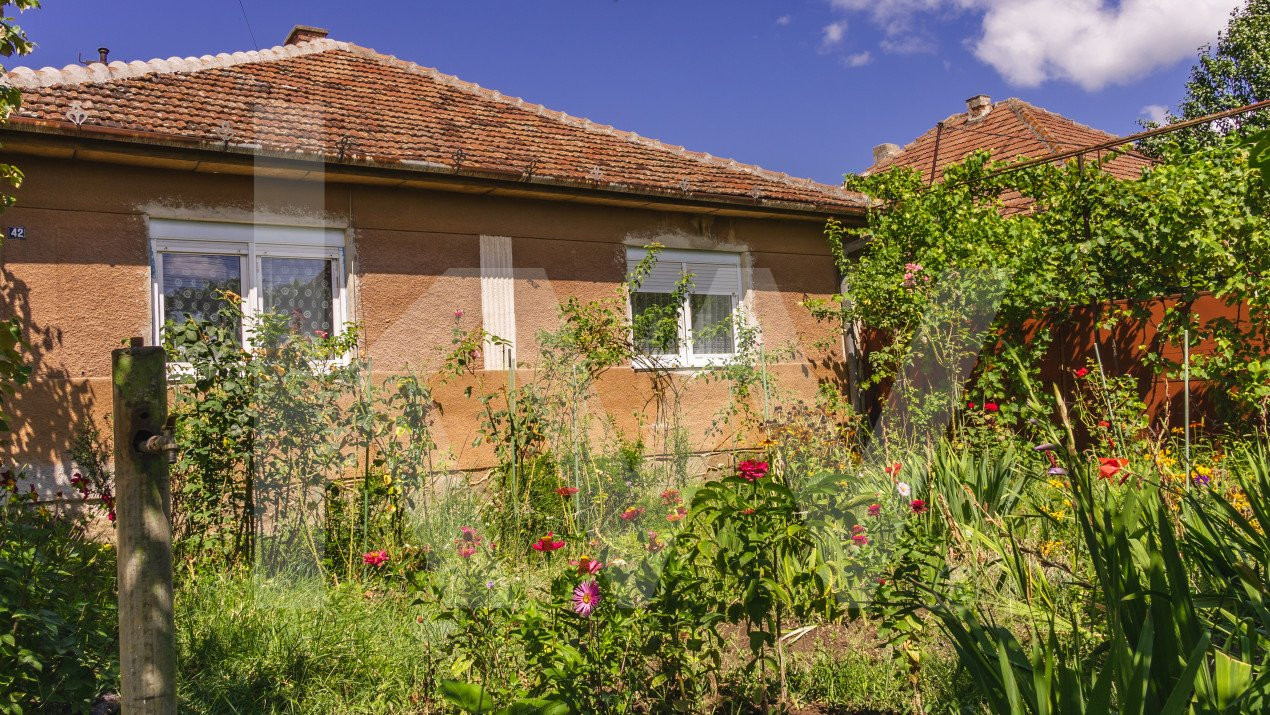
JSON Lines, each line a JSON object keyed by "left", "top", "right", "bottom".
{"left": 0, "top": 118, "right": 868, "bottom": 224}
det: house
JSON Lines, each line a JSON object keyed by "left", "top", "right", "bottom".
{"left": 0, "top": 26, "right": 866, "bottom": 488}
{"left": 866, "top": 94, "right": 1153, "bottom": 212}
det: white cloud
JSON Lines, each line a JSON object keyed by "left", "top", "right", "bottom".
{"left": 776, "top": 15, "right": 792, "bottom": 26}
{"left": 827, "top": 0, "right": 1241, "bottom": 90}
{"left": 820, "top": 20, "right": 848, "bottom": 52}
{"left": 841, "top": 51, "right": 873, "bottom": 67}
{"left": 1140, "top": 104, "right": 1169, "bottom": 124}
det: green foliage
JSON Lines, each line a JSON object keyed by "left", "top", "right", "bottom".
{"left": 0, "top": 482, "right": 117, "bottom": 714}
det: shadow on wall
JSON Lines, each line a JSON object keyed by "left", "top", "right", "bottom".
{"left": 1, "top": 262, "right": 96, "bottom": 492}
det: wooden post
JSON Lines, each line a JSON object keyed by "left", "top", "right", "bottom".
{"left": 112, "top": 337, "right": 176, "bottom": 715}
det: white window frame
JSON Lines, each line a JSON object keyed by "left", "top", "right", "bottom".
{"left": 625, "top": 247, "right": 744, "bottom": 370}
{"left": 149, "top": 219, "right": 349, "bottom": 352}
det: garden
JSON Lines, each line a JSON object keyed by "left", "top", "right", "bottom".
{"left": 4, "top": 2, "right": 1270, "bottom": 713}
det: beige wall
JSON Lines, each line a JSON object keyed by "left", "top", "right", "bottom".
{"left": 0, "top": 155, "right": 847, "bottom": 490}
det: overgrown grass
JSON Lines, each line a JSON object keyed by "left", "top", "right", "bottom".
{"left": 177, "top": 573, "right": 445, "bottom": 713}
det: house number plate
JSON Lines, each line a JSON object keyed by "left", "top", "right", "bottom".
{"left": 5, "top": 226, "right": 25, "bottom": 240}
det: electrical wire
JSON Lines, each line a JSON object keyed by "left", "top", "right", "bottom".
{"left": 235, "top": 0, "right": 259, "bottom": 51}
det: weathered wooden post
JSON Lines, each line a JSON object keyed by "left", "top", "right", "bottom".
{"left": 112, "top": 337, "right": 176, "bottom": 714}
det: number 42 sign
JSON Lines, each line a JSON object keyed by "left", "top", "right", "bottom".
{"left": 5, "top": 226, "right": 24, "bottom": 240}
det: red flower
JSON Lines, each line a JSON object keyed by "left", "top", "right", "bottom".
{"left": 571, "top": 555, "right": 603, "bottom": 575}
{"left": 555, "top": 486, "right": 580, "bottom": 497}
{"left": 740, "top": 507, "right": 755, "bottom": 515}
{"left": 660, "top": 488, "right": 681, "bottom": 504}
{"left": 884, "top": 462, "right": 901, "bottom": 477}
{"left": 910, "top": 499, "right": 928, "bottom": 514}
{"left": 867, "top": 503, "right": 881, "bottom": 517}
{"left": 1074, "top": 367, "right": 1089, "bottom": 378}
{"left": 738, "top": 460, "right": 769, "bottom": 482}
{"left": 983, "top": 402, "right": 999, "bottom": 412}
{"left": 966, "top": 401, "right": 977, "bottom": 410}
{"left": 852, "top": 533, "right": 869, "bottom": 546}
{"left": 362, "top": 549, "right": 389, "bottom": 567}
{"left": 620, "top": 506, "right": 645, "bottom": 522}
{"left": 1097, "top": 457, "right": 1129, "bottom": 481}
{"left": 645, "top": 531, "right": 666, "bottom": 553}
{"left": 457, "top": 545, "right": 476, "bottom": 559}
{"left": 1097, "top": 420, "right": 1111, "bottom": 428}
{"left": 666, "top": 506, "right": 688, "bottom": 522}
{"left": 851, "top": 524, "right": 866, "bottom": 534}
{"left": 531, "top": 532, "right": 565, "bottom": 552}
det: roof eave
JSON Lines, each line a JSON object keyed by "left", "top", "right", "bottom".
{"left": 0, "top": 120, "right": 866, "bottom": 222}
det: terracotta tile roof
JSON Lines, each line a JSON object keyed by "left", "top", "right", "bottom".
{"left": 867, "top": 98, "right": 1153, "bottom": 184}
{"left": 3, "top": 38, "right": 864, "bottom": 213}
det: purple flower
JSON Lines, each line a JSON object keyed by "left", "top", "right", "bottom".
{"left": 1047, "top": 466, "right": 1068, "bottom": 476}
{"left": 1034, "top": 443, "right": 1058, "bottom": 452}
{"left": 572, "top": 580, "right": 601, "bottom": 617}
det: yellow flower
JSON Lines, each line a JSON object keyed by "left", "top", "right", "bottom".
{"left": 1039, "top": 539, "right": 1063, "bottom": 558}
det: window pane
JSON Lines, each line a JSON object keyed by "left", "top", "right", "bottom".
{"left": 691, "top": 294, "right": 735, "bottom": 354}
{"left": 631, "top": 291, "right": 680, "bottom": 355}
{"left": 261, "top": 257, "right": 335, "bottom": 337}
{"left": 161, "top": 253, "right": 242, "bottom": 335}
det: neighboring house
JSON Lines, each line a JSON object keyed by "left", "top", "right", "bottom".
{"left": 866, "top": 94, "right": 1153, "bottom": 211}
{"left": 0, "top": 26, "right": 866, "bottom": 487}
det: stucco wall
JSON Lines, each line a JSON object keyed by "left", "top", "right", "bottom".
{"left": 0, "top": 155, "right": 846, "bottom": 491}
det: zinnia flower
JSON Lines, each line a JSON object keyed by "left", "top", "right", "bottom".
{"left": 457, "top": 545, "right": 476, "bottom": 559}
{"left": 738, "top": 460, "right": 769, "bottom": 482}
{"left": 966, "top": 401, "right": 977, "bottom": 410}
{"left": 620, "top": 506, "right": 645, "bottom": 521}
{"left": 852, "top": 533, "right": 869, "bottom": 546}
{"left": 572, "top": 580, "right": 601, "bottom": 617}
{"left": 984, "top": 402, "right": 999, "bottom": 412}
{"left": 896, "top": 482, "right": 911, "bottom": 497}
{"left": 555, "top": 486, "right": 580, "bottom": 497}
{"left": 867, "top": 503, "right": 880, "bottom": 517}
{"left": 1098, "top": 420, "right": 1111, "bottom": 428}
{"left": 362, "top": 549, "right": 389, "bottom": 567}
{"left": 531, "top": 532, "right": 565, "bottom": 552}
{"left": 646, "top": 531, "right": 666, "bottom": 553}
{"left": 572, "top": 554, "right": 603, "bottom": 575}
{"left": 660, "top": 488, "right": 681, "bottom": 504}
{"left": 910, "top": 499, "right": 928, "bottom": 514}
{"left": 1097, "top": 457, "right": 1129, "bottom": 481}
{"left": 851, "top": 524, "right": 866, "bottom": 534}
{"left": 740, "top": 507, "right": 755, "bottom": 515}
{"left": 666, "top": 506, "right": 688, "bottom": 522}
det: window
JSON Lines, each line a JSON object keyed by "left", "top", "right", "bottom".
{"left": 151, "top": 219, "right": 348, "bottom": 348}
{"left": 626, "top": 247, "right": 744, "bottom": 367}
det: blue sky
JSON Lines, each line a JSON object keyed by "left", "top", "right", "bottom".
{"left": 11, "top": 1, "right": 1242, "bottom": 184}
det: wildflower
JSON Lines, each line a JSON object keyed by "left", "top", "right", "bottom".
{"left": 896, "top": 482, "right": 911, "bottom": 497}
{"left": 867, "top": 503, "right": 880, "bottom": 517}
{"left": 572, "top": 554, "right": 603, "bottom": 575}
{"left": 531, "top": 531, "right": 565, "bottom": 552}
{"left": 740, "top": 507, "right": 755, "bottom": 515}
{"left": 660, "top": 488, "right": 681, "bottom": 504}
{"left": 646, "top": 531, "right": 666, "bottom": 553}
{"left": 486, "top": 580, "right": 495, "bottom": 589}
{"left": 572, "top": 580, "right": 601, "bottom": 617}
{"left": 1097, "top": 420, "right": 1111, "bottom": 428}
{"left": 1047, "top": 466, "right": 1069, "bottom": 476}
{"left": 457, "top": 545, "right": 476, "bottom": 559}
{"left": 852, "top": 533, "right": 869, "bottom": 546}
{"left": 620, "top": 506, "right": 645, "bottom": 522}
{"left": 1074, "top": 367, "right": 1089, "bottom": 378}
{"left": 738, "top": 459, "right": 769, "bottom": 482}
{"left": 1191, "top": 470, "right": 1211, "bottom": 486}
{"left": 1097, "top": 457, "right": 1129, "bottom": 481}
{"left": 910, "top": 499, "right": 928, "bottom": 515}
{"left": 454, "top": 309, "right": 464, "bottom": 319}
{"left": 967, "top": 401, "right": 977, "bottom": 409}
{"left": 984, "top": 402, "right": 999, "bottom": 413}
{"left": 884, "top": 462, "right": 902, "bottom": 477}
{"left": 363, "top": 549, "right": 389, "bottom": 567}
{"left": 666, "top": 506, "right": 688, "bottom": 522}
{"left": 555, "top": 486, "right": 580, "bottom": 497}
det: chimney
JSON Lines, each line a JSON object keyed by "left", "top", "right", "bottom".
{"left": 966, "top": 94, "right": 992, "bottom": 119}
{"left": 284, "top": 25, "right": 329, "bottom": 45}
{"left": 98, "top": 47, "right": 109, "bottom": 64}
{"left": 872, "top": 143, "right": 902, "bottom": 165}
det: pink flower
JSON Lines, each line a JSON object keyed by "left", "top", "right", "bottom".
{"left": 910, "top": 499, "right": 928, "bottom": 514}
{"left": 738, "top": 460, "right": 769, "bottom": 482}
{"left": 660, "top": 488, "right": 681, "bottom": 504}
{"left": 852, "top": 533, "right": 869, "bottom": 546}
{"left": 571, "top": 555, "right": 603, "bottom": 575}
{"left": 620, "top": 506, "right": 645, "bottom": 522}
{"left": 362, "top": 549, "right": 389, "bottom": 567}
{"left": 966, "top": 401, "right": 977, "bottom": 410}
{"left": 555, "top": 486, "right": 580, "bottom": 497}
{"left": 531, "top": 531, "right": 565, "bottom": 552}
{"left": 454, "top": 309, "right": 464, "bottom": 319}
{"left": 314, "top": 330, "right": 329, "bottom": 339}
{"left": 867, "top": 503, "right": 880, "bottom": 517}
{"left": 666, "top": 506, "right": 688, "bottom": 522}
{"left": 572, "top": 580, "right": 601, "bottom": 617}
{"left": 984, "top": 402, "right": 999, "bottom": 412}
{"left": 457, "top": 545, "right": 476, "bottom": 559}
